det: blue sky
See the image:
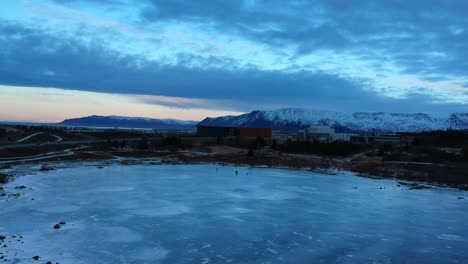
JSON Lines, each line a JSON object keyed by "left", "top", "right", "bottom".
{"left": 0, "top": 0, "right": 467, "bottom": 121}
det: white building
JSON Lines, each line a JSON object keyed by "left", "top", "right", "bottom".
{"left": 304, "top": 125, "right": 355, "bottom": 142}
{"left": 332, "top": 133, "right": 353, "bottom": 142}
{"left": 306, "top": 126, "right": 335, "bottom": 134}
{"left": 304, "top": 126, "right": 335, "bottom": 141}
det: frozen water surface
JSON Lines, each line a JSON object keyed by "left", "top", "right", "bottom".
{"left": 0, "top": 164, "right": 467, "bottom": 263}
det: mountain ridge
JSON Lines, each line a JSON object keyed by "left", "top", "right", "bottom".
{"left": 197, "top": 108, "right": 468, "bottom": 133}
{"left": 60, "top": 115, "right": 198, "bottom": 130}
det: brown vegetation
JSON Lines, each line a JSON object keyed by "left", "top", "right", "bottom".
{"left": 0, "top": 127, "right": 467, "bottom": 189}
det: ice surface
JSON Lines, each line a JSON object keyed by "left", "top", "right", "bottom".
{"left": 0, "top": 164, "right": 467, "bottom": 263}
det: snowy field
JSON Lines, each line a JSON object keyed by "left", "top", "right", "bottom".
{"left": 1, "top": 164, "right": 467, "bottom": 263}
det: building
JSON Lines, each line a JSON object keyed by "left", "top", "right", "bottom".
{"left": 197, "top": 126, "right": 238, "bottom": 137}
{"left": 239, "top": 127, "right": 272, "bottom": 137}
{"left": 197, "top": 126, "right": 272, "bottom": 138}
{"left": 304, "top": 126, "right": 335, "bottom": 141}
{"left": 273, "top": 125, "right": 355, "bottom": 142}
{"left": 272, "top": 130, "right": 303, "bottom": 140}
{"left": 350, "top": 134, "right": 400, "bottom": 144}
{"left": 332, "top": 133, "right": 354, "bottom": 142}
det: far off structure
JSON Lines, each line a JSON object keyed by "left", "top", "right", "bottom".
{"left": 197, "top": 125, "right": 346, "bottom": 141}
{"left": 196, "top": 125, "right": 346, "bottom": 140}
{"left": 197, "top": 124, "right": 401, "bottom": 144}
{"left": 277, "top": 125, "right": 400, "bottom": 144}
{"left": 276, "top": 126, "right": 349, "bottom": 142}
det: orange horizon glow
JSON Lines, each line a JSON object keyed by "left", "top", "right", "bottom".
{"left": 0, "top": 85, "right": 245, "bottom": 123}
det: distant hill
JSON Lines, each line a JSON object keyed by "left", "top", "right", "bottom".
{"left": 60, "top": 115, "right": 198, "bottom": 130}
{"left": 198, "top": 108, "right": 468, "bottom": 133}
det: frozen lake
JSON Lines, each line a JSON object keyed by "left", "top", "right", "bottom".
{"left": 1, "top": 164, "right": 467, "bottom": 263}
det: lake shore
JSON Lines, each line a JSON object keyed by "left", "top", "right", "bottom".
{"left": 1, "top": 147, "right": 467, "bottom": 190}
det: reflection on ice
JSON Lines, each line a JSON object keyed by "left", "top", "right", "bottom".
{"left": 102, "top": 226, "right": 143, "bottom": 243}
{"left": 438, "top": 234, "right": 463, "bottom": 241}
{"left": 36, "top": 205, "right": 81, "bottom": 213}
{"left": 133, "top": 247, "right": 169, "bottom": 262}
{"left": 131, "top": 202, "right": 191, "bottom": 217}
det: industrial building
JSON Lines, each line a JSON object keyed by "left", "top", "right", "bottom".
{"left": 331, "top": 133, "right": 354, "bottom": 142}
{"left": 303, "top": 126, "right": 335, "bottom": 141}
{"left": 198, "top": 124, "right": 402, "bottom": 144}
{"left": 197, "top": 126, "right": 272, "bottom": 138}
{"left": 350, "top": 134, "right": 400, "bottom": 144}
{"left": 273, "top": 125, "right": 354, "bottom": 142}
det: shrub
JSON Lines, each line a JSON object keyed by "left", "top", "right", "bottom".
{"left": 461, "top": 144, "right": 468, "bottom": 161}
{"left": 247, "top": 148, "right": 254, "bottom": 157}
{"left": 277, "top": 140, "right": 367, "bottom": 156}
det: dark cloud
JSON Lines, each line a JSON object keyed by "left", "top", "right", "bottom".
{"left": 4, "top": 0, "right": 468, "bottom": 112}
{"left": 0, "top": 21, "right": 361, "bottom": 100}
{"left": 139, "top": 0, "right": 468, "bottom": 79}
{"left": 52, "top": 0, "right": 125, "bottom": 4}
{"left": 141, "top": 0, "right": 244, "bottom": 22}
{"left": 0, "top": 20, "right": 464, "bottom": 113}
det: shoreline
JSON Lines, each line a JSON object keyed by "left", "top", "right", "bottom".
{"left": 1, "top": 151, "right": 466, "bottom": 191}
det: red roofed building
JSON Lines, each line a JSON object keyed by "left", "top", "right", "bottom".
{"left": 239, "top": 127, "right": 272, "bottom": 138}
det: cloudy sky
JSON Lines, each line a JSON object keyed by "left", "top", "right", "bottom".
{"left": 0, "top": 0, "right": 467, "bottom": 122}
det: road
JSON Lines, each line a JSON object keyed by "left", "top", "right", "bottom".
{"left": 0, "top": 146, "right": 89, "bottom": 164}
{"left": 342, "top": 150, "right": 376, "bottom": 162}
{"left": 289, "top": 151, "right": 375, "bottom": 164}
{"left": 0, "top": 137, "right": 142, "bottom": 150}
{"left": 15, "top": 132, "right": 44, "bottom": 143}
{"left": 281, "top": 151, "right": 438, "bottom": 167}
{"left": 383, "top": 161, "right": 435, "bottom": 166}
{"left": 51, "top": 134, "right": 63, "bottom": 143}
{"left": 288, "top": 153, "right": 326, "bottom": 160}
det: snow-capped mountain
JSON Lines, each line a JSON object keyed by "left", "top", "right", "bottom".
{"left": 60, "top": 115, "right": 197, "bottom": 130}
{"left": 198, "top": 108, "right": 468, "bottom": 133}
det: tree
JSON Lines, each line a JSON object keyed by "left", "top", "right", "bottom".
{"left": 254, "top": 136, "right": 267, "bottom": 149}
{"left": 247, "top": 148, "right": 254, "bottom": 157}
{"left": 404, "top": 142, "right": 410, "bottom": 151}
{"left": 462, "top": 144, "right": 468, "bottom": 160}
{"left": 164, "top": 136, "right": 181, "bottom": 146}
{"left": 378, "top": 143, "right": 393, "bottom": 156}
{"left": 271, "top": 139, "right": 277, "bottom": 150}
{"left": 138, "top": 137, "right": 149, "bottom": 150}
